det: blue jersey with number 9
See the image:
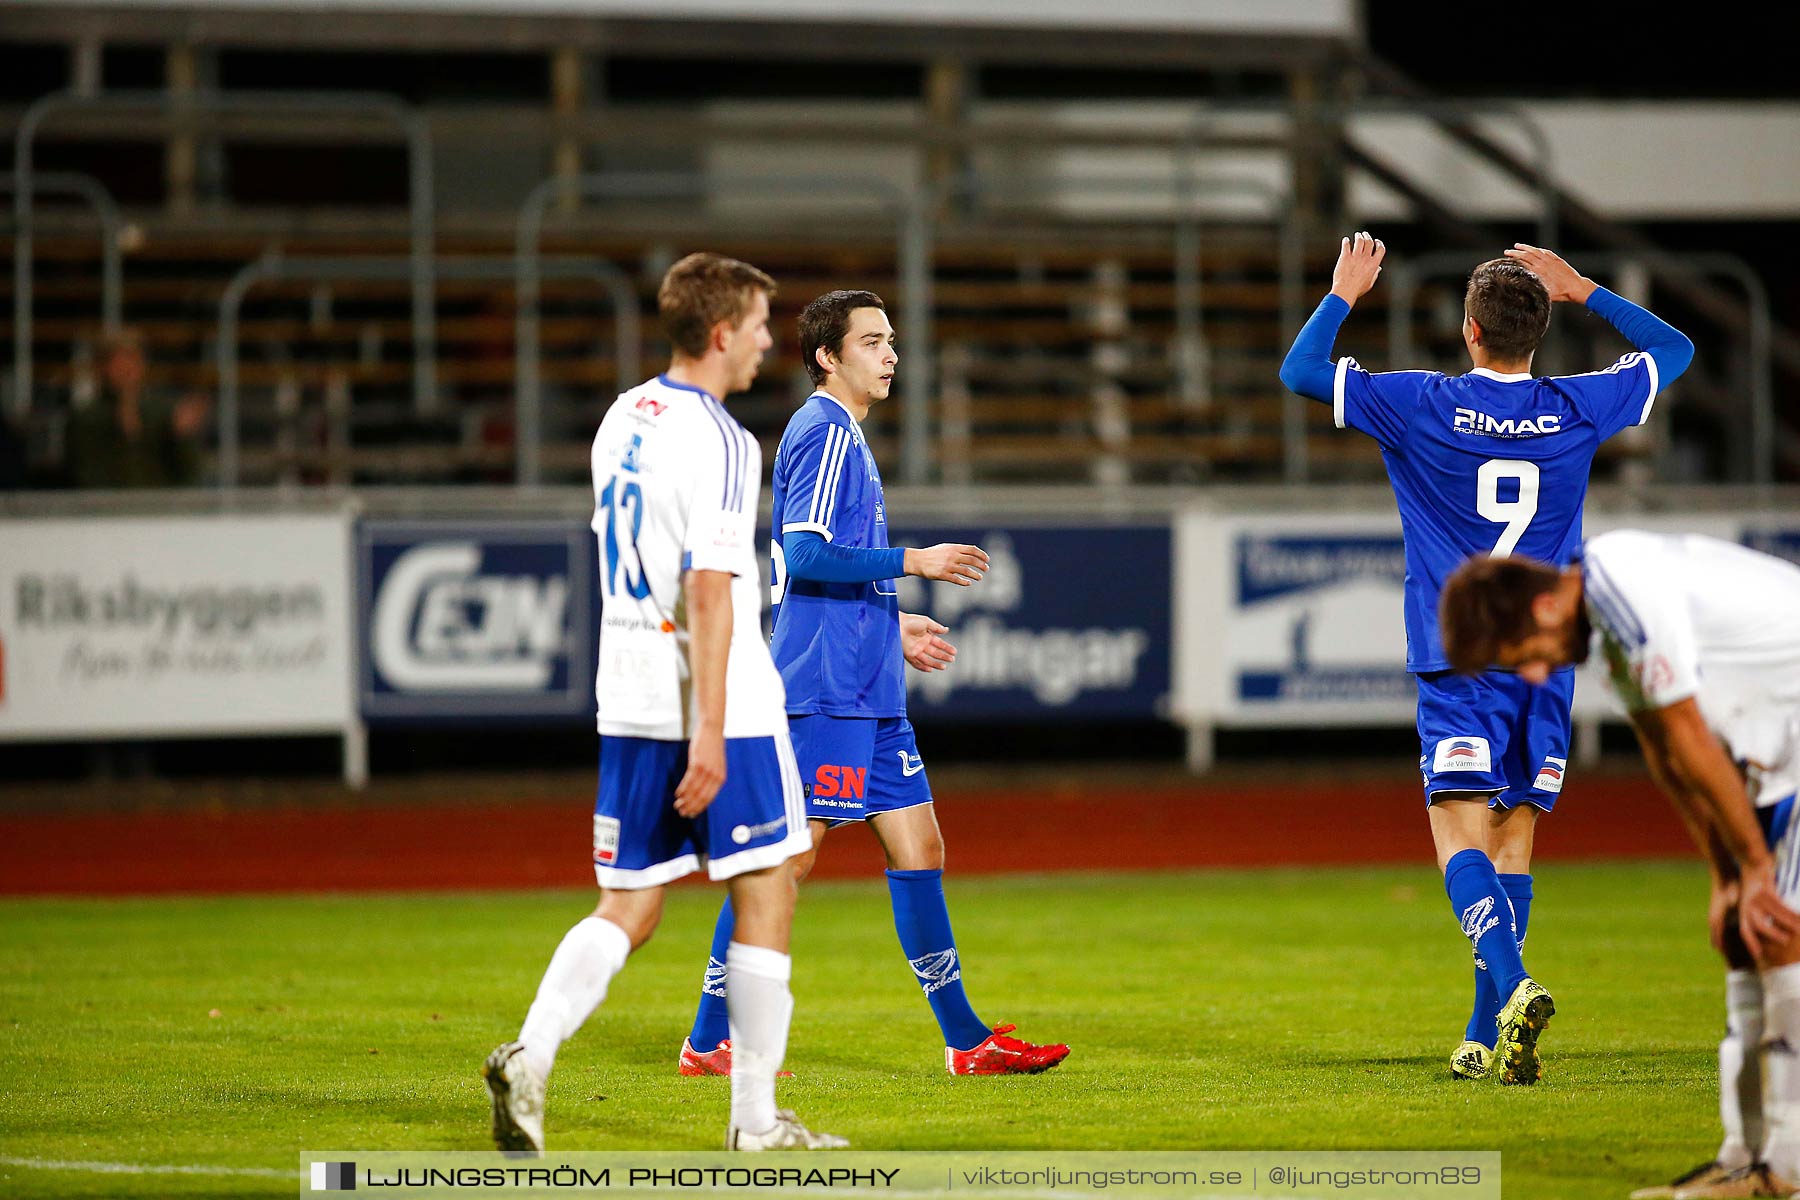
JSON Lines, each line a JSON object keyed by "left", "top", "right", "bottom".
{"left": 1333, "top": 352, "right": 1659, "bottom": 672}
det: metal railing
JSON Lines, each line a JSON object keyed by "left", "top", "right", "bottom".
{"left": 514, "top": 171, "right": 931, "bottom": 485}
{"left": 12, "top": 89, "right": 436, "bottom": 417}
{"left": 217, "top": 251, "right": 638, "bottom": 489}
{"left": 0, "top": 169, "right": 123, "bottom": 346}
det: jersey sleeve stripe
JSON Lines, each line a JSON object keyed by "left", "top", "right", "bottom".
{"left": 805, "top": 426, "right": 838, "bottom": 525}
{"left": 732, "top": 426, "right": 754, "bottom": 512}
{"left": 809, "top": 425, "right": 851, "bottom": 528}
{"left": 822, "top": 435, "right": 855, "bottom": 531}
{"left": 698, "top": 397, "right": 737, "bottom": 510}
{"left": 1333, "top": 357, "right": 1355, "bottom": 429}
{"left": 781, "top": 520, "right": 833, "bottom": 542}
{"left": 1636, "top": 352, "right": 1660, "bottom": 425}
{"left": 1584, "top": 558, "right": 1648, "bottom": 648}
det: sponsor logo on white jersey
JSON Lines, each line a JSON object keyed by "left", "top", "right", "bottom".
{"left": 910, "top": 949, "right": 963, "bottom": 995}
{"left": 1453, "top": 408, "right": 1561, "bottom": 438}
{"left": 1533, "top": 756, "right": 1567, "bottom": 794}
{"left": 1460, "top": 897, "right": 1501, "bottom": 945}
{"left": 1433, "top": 736, "right": 1493, "bottom": 774}
{"left": 371, "top": 542, "right": 568, "bottom": 692}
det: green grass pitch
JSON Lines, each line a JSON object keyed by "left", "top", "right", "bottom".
{"left": 0, "top": 863, "right": 1730, "bottom": 1198}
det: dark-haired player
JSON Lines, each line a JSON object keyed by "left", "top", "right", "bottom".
{"left": 677, "top": 289, "right": 1070, "bottom": 1078}
{"left": 1441, "top": 536, "right": 1800, "bottom": 1199}
{"left": 1279, "top": 234, "right": 1693, "bottom": 1083}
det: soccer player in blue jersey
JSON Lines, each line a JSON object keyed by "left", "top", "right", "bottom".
{"left": 1279, "top": 232, "right": 1694, "bottom": 1084}
{"left": 678, "top": 289, "right": 1071, "bottom": 1077}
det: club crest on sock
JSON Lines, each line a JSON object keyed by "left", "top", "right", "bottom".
{"left": 701, "top": 955, "right": 728, "bottom": 999}
{"left": 1460, "top": 897, "right": 1501, "bottom": 945}
{"left": 909, "top": 949, "right": 962, "bottom": 995}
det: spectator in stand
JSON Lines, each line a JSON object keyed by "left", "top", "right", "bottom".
{"left": 66, "top": 329, "right": 210, "bottom": 488}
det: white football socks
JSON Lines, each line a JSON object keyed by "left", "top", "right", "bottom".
{"left": 517, "top": 916, "right": 632, "bottom": 1082}
{"left": 1719, "top": 969, "right": 1765, "bottom": 1171}
{"left": 725, "top": 941, "right": 794, "bottom": 1136}
{"left": 1759, "top": 962, "right": 1800, "bottom": 1180}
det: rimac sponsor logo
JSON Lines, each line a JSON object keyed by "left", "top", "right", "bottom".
{"left": 14, "top": 574, "right": 323, "bottom": 638}
{"left": 1453, "top": 408, "right": 1562, "bottom": 438}
{"left": 1533, "top": 756, "right": 1567, "bottom": 794}
{"left": 370, "top": 541, "right": 569, "bottom": 693}
{"left": 1433, "top": 736, "right": 1493, "bottom": 774}
{"left": 910, "top": 948, "right": 962, "bottom": 995}
{"left": 1460, "top": 898, "right": 1501, "bottom": 946}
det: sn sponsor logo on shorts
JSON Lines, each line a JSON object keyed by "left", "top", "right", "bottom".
{"left": 812, "top": 764, "right": 867, "bottom": 799}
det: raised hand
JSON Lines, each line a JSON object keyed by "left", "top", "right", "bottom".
{"left": 1502, "top": 244, "right": 1597, "bottom": 305}
{"left": 904, "top": 543, "right": 988, "bottom": 587}
{"left": 1330, "top": 230, "right": 1386, "bottom": 306}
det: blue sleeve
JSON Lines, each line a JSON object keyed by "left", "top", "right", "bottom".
{"left": 1586, "top": 287, "right": 1694, "bottom": 385}
{"left": 1568, "top": 287, "right": 1695, "bottom": 440}
{"left": 777, "top": 420, "right": 861, "bottom": 544}
{"left": 1278, "top": 294, "right": 1351, "bottom": 402}
{"left": 1280, "top": 294, "right": 1426, "bottom": 449}
{"left": 783, "top": 530, "right": 906, "bottom": 585}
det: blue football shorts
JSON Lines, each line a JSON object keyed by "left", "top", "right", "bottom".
{"left": 789, "top": 714, "right": 933, "bottom": 826}
{"left": 1415, "top": 666, "right": 1575, "bottom": 812}
{"left": 591, "top": 731, "right": 810, "bottom": 889}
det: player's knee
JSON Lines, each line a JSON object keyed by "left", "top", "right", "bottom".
{"left": 789, "top": 846, "right": 819, "bottom": 883}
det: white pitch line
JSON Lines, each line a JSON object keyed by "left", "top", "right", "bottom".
{"left": 0, "top": 1155, "right": 289, "bottom": 1179}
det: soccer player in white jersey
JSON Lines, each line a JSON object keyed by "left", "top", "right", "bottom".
{"left": 483, "top": 253, "right": 843, "bottom": 1154}
{"left": 1441, "top": 534, "right": 1800, "bottom": 1199}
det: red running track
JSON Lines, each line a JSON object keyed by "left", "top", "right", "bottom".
{"left": 0, "top": 774, "right": 1690, "bottom": 896}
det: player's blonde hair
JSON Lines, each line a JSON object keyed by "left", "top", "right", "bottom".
{"left": 657, "top": 253, "right": 776, "bottom": 359}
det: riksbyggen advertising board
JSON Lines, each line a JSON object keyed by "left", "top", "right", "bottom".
{"left": 0, "top": 514, "right": 354, "bottom": 739}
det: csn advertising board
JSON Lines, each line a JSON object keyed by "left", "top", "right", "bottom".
{"left": 359, "top": 521, "right": 594, "bottom": 722}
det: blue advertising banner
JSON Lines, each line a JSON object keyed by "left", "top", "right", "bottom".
{"left": 358, "top": 521, "right": 593, "bottom": 722}
{"left": 884, "top": 524, "right": 1170, "bottom": 721}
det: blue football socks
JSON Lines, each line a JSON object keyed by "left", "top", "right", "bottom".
{"left": 1465, "top": 872, "right": 1533, "bottom": 1046}
{"left": 1444, "top": 849, "right": 1529, "bottom": 1004}
{"left": 686, "top": 896, "right": 736, "bottom": 1053}
{"left": 887, "top": 868, "right": 991, "bottom": 1052}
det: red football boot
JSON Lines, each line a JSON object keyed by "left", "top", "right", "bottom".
{"left": 677, "top": 1038, "right": 794, "bottom": 1078}
{"left": 945, "top": 1024, "right": 1070, "bottom": 1075}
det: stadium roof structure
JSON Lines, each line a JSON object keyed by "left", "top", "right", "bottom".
{"left": 5, "top": 0, "right": 1357, "bottom": 67}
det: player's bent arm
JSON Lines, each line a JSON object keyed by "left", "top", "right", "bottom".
{"left": 1277, "top": 294, "right": 1351, "bottom": 402}
{"left": 782, "top": 529, "right": 906, "bottom": 585}
{"left": 1631, "top": 714, "right": 1739, "bottom": 881}
{"left": 675, "top": 567, "right": 732, "bottom": 816}
{"left": 1585, "top": 287, "right": 1695, "bottom": 385}
{"left": 1637, "top": 699, "right": 1771, "bottom": 873}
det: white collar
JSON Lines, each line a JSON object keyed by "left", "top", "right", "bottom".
{"left": 1468, "top": 367, "right": 1534, "bottom": 383}
{"left": 813, "top": 390, "right": 863, "bottom": 427}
